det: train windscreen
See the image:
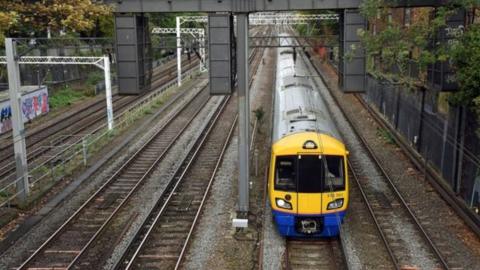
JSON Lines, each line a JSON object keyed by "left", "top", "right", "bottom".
{"left": 324, "top": 156, "right": 345, "bottom": 191}
{"left": 275, "top": 156, "right": 297, "bottom": 191}
{"left": 297, "top": 155, "right": 323, "bottom": 193}
{"left": 274, "top": 155, "right": 345, "bottom": 192}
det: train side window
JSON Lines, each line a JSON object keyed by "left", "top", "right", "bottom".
{"left": 324, "top": 156, "right": 345, "bottom": 191}
{"left": 275, "top": 156, "right": 297, "bottom": 191}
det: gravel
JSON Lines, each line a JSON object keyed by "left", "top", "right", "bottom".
{"left": 182, "top": 137, "right": 239, "bottom": 270}
{"left": 0, "top": 75, "right": 209, "bottom": 269}
{"left": 301, "top": 52, "right": 440, "bottom": 269}
{"left": 309, "top": 54, "right": 480, "bottom": 269}
{"left": 183, "top": 45, "right": 276, "bottom": 270}
{"left": 102, "top": 88, "right": 223, "bottom": 269}
{"left": 261, "top": 202, "right": 286, "bottom": 270}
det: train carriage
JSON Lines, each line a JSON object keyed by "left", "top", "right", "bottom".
{"left": 268, "top": 34, "right": 349, "bottom": 237}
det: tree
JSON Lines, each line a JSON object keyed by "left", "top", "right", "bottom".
{"left": 0, "top": 10, "right": 18, "bottom": 45}
{"left": 0, "top": 0, "right": 112, "bottom": 40}
{"left": 449, "top": 24, "right": 480, "bottom": 105}
{"left": 359, "top": 0, "right": 479, "bottom": 95}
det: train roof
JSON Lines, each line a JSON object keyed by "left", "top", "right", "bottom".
{"left": 273, "top": 32, "right": 343, "bottom": 145}
{"left": 272, "top": 132, "right": 347, "bottom": 156}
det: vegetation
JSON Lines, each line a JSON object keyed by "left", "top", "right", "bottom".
{"left": 49, "top": 85, "right": 85, "bottom": 109}
{"left": 0, "top": 0, "right": 113, "bottom": 44}
{"left": 376, "top": 127, "right": 396, "bottom": 145}
{"left": 358, "top": 0, "right": 480, "bottom": 108}
{"left": 85, "top": 71, "right": 104, "bottom": 96}
{"left": 253, "top": 107, "right": 265, "bottom": 122}
{"left": 449, "top": 23, "right": 480, "bottom": 106}
{"left": 295, "top": 11, "right": 339, "bottom": 50}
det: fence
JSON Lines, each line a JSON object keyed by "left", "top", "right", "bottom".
{"left": 363, "top": 75, "right": 480, "bottom": 211}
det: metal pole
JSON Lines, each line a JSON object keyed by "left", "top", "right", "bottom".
{"left": 236, "top": 13, "right": 250, "bottom": 214}
{"left": 82, "top": 138, "right": 88, "bottom": 166}
{"left": 5, "top": 38, "right": 29, "bottom": 201}
{"left": 200, "top": 29, "right": 206, "bottom": 72}
{"left": 104, "top": 56, "right": 114, "bottom": 130}
{"left": 176, "top": 17, "right": 182, "bottom": 86}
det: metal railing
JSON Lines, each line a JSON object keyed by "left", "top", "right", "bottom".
{"left": 0, "top": 68, "right": 200, "bottom": 207}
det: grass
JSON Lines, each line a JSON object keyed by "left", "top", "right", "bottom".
{"left": 49, "top": 86, "right": 86, "bottom": 109}
{"left": 377, "top": 127, "right": 396, "bottom": 145}
{"left": 253, "top": 107, "right": 265, "bottom": 122}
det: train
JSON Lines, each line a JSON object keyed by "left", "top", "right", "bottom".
{"left": 268, "top": 33, "right": 349, "bottom": 237}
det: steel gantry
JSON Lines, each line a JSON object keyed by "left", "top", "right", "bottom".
{"left": 175, "top": 13, "right": 340, "bottom": 25}
{"left": 250, "top": 13, "right": 339, "bottom": 25}
{"left": 151, "top": 27, "right": 207, "bottom": 86}
{"left": 1, "top": 39, "right": 114, "bottom": 201}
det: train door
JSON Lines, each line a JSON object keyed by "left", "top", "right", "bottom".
{"left": 296, "top": 154, "right": 323, "bottom": 215}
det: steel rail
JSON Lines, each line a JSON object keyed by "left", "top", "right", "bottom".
{"left": 122, "top": 95, "right": 233, "bottom": 269}
{"left": 347, "top": 162, "right": 400, "bottom": 270}
{"left": 354, "top": 94, "right": 480, "bottom": 238}
{"left": 119, "top": 36, "right": 265, "bottom": 270}
{"left": 281, "top": 25, "right": 349, "bottom": 270}
{"left": 174, "top": 114, "right": 237, "bottom": 270}
{"left": 285, "top": 239, "right": 343, "bottom": 270}
{"left": 17, "top": 85, "right": 209, "bottom": 270}
{"left": 65, "top": 90, "right": 211, "bottom": 269}
{"left": 305, "top": 55, "right": 450, "bottom": 269}
{"left": 0, "top": 57, "right": 200, "bottom": 190}
{"left": 335, "top": 95, "right": 449, "bottom": 270}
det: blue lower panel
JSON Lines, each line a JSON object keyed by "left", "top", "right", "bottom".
{"left": 272, "top": 210, "right": 346, "bottom": 237}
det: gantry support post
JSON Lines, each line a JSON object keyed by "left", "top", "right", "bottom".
{"left": 339, "top": 9, "right": 366, "bottom": 92}
{"left": 104, "top": 56, "right": 114, "bottom": 130}
{"left": 200, "top": 31, "right": 206, "bottom": 72}
{"left": 237, "top": 13, "right": 250, "bottom": 215}
{"left": 5, "top": 38, "right": 29, "bottom": 201}
{"left": 176, "top": 16, "right": 182, "bottom": 86}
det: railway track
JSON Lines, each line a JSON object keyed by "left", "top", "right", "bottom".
{"left": 353, "top": 93, "right": 480, "bottom": 239}
{"left": 114, "top": 32, "right": 266, "bottom": 270}
{"left": 347, "top": 159, "right": 449, "bottom": 269}
{"left": 15, "top": 26, "right": 263, "bottom": 269}
{"left": 151, "top": 58, "right": 200, "bottom": 90}
{"left": 277, "top": 26, "right": 348, "bottom": 270}
{"left": 297, "top": 45, "right": 451, "bottom": 269}
{"left": 17, "top": 85, "right": 211, "bottom": 270}
{"left": 285, "top": 239, "right": 345, "bottom": 270}
{"left": 0, "top": 56, "right": 199, "bottom": 189}
{"left": 116, "top": 95, "right": 236, "bottom": 270}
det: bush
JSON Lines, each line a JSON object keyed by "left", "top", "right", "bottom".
{"left": 86, "top": 72, "right": 104, "bottom": 87}
{"left": 49, "top": 86, "right": 85, "bottom": 109}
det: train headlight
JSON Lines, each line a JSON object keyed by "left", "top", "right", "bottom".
{"left": 276, "top": 198, "right": 292, "bottom": 210}
{"left": 327, "top": 198, "right": 344, "bottom": 210}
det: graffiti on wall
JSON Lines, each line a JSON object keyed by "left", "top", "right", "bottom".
{"left": 0, "top": 86, "right": 49, "bottom": 134}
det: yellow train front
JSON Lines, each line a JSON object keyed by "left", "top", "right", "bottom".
{"left": 268, "top": 35, "right": 348, "bottom": 237}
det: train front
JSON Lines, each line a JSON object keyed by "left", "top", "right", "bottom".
{"left": 269, "top": 133, "right": 348, "bottom": 237}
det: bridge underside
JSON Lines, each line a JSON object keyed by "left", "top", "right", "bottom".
{"left": 107, "top": 0, "right": 444, "bottom": 13}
